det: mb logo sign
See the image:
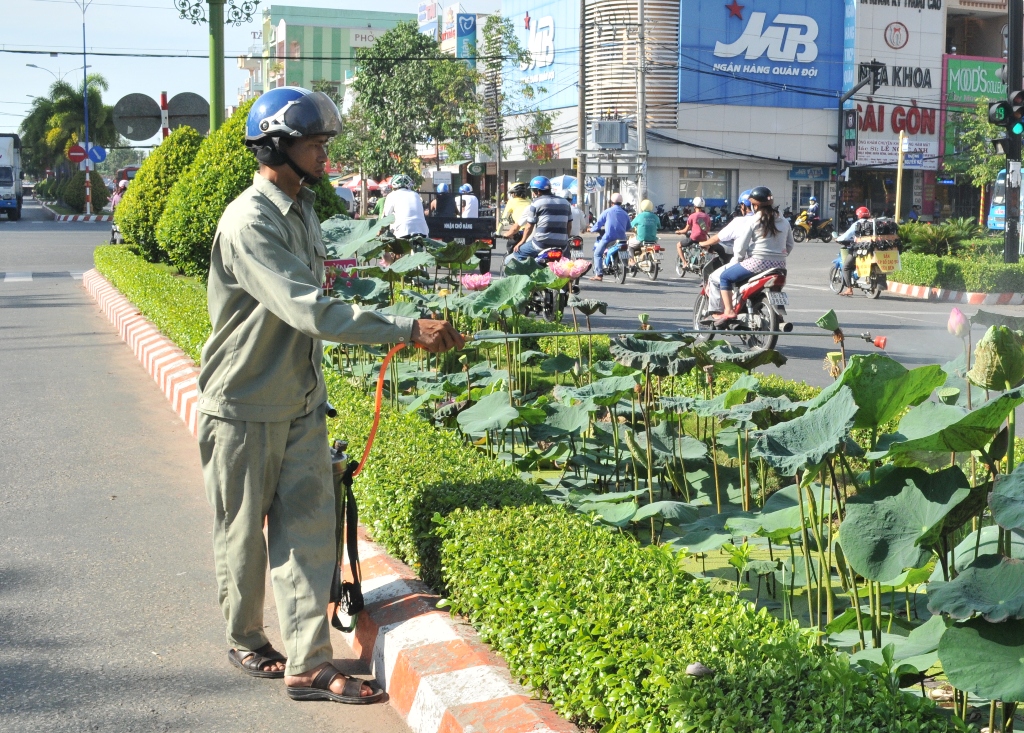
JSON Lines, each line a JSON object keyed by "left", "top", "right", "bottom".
{"left": 714, "top": 12, "right": 818, "bottom": 63}
{"left": 520, "top": 15, "right": 554, "bottom": 70}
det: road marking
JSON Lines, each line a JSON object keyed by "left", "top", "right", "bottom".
{"left": 0, "top": 272, "right": 82, "bottom": 283}
{"left": 4, "top": 272, "right": 32, "bottom": 282}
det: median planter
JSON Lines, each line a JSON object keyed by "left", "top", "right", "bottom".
{"left": 888, "top": 251, "right": 1024, "bottom": 302}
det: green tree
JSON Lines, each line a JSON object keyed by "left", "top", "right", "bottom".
{"left": 97, "top": 139, "right": 146, "bottom": 177}
{"left": 943, "top": 99, "right": 1005, "bottom": 224}
{"left": 311, "top": 79, "right": 343, "bottom": 109}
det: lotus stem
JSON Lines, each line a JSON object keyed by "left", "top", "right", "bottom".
{"left": 795, "top": 476, "right": 816, "bottom": 635}
{"left": 804, "top": 484, "right": 826, "bottom": 630}
{"left": 1004, "top": 701, "right": 1017, "bottom": 733}
{"left": 990, "top": 700, "right": 997, "bottom": 733}
{"left": 845, "top": 563, "right": 867, "bottom": 650}
{"left": 824, "top": 476, "right": 836, "bottom": 624}
{"left": 711, "top": 419, "right": 722, "bottom": 514}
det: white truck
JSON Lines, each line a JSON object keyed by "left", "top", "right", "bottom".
{"left": 0, "top": 134, "right": 23, "bottom": 221}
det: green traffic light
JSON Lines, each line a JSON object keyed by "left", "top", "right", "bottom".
{"left": 1013, "top": 121, "right": 1024, "bottom": 135}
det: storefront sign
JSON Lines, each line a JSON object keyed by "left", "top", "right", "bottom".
{"left": 679, "top": 0, "right": 845, "bottom": 109}
{"left": 940, "top": 55, "right": 1006, "bottom": 162}
{"left": 456, "top": 13, "right": 476, "bottom": 67}
{"left": 418, "top": 2, "right": 440, "bottom": 41}
{"left": 503, "top": 0, "right": 580, "bottom": 111}
{"left": 441, "top": 4, "right": 460, "bottom": 43}
{"left": 789, "top": 166, "right": 829, "bottom": 180}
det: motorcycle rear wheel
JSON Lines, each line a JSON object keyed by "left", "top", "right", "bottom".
{"left": 648, "top": 260, "right": 659, "bottom": 281}
{"left": 615, "top": 261, "right": 628, "bottom": 284}
{"left": 676, "top": 256, "right": 686, "bottom": 278}
{"left": 738, "top": 298, "right": 779, "bottom": 352}
{"left": 828, "top": 265, "right": 844, "bottom": 294}
{"left": 792, "top": 228, "right": 807, "bottom": 244}
{"left": 692, "top": 294, "right": 712, "bottom": 342}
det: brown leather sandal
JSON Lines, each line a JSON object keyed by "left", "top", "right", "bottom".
{"left": 286, "top": 664, "right": 385, "bottom": 705}
{"left": 228, "top": 643, "right": 287, "bottom": 679}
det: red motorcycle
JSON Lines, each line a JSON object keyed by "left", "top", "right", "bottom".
{"left": 692, "top": 258, "right": 793, "bottom": 351}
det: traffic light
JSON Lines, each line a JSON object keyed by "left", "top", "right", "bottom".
{"left": 991, "top": 101, "right": 1011, "bottom": 126}
{"left": 1010, "top": 90, "right": 1024, "bottom": 134}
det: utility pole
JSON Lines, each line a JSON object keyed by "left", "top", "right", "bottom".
{"left": 75, "top": 0, "right": 92, "bottom": 215}
{"left": 833, "top": 65, "right": 877, "bottom": 231}
{"left": 636, "top": 0, "right": 647, "bottom": 201}
{"left": 1006, "top": 0, "right": 1022, "bottom": 263}
{"left": 577, "top": 0, "right": 587, "bottom": 216}
{"left": 209, "top": 0, "right": 225, "bottom": 132}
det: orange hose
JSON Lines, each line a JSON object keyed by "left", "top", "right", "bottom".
{"left": 352, "top": 342, "right": 407, "bottom": 478}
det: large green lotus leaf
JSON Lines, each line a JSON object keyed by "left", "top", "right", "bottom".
{"left": 930, "top": 527, "right": 1024, "bottom": 583}
{"left": 331, "top": 276, "right": 388, "bottom": 303}
{"left": 941, "top": 353, "right": 989, "bottom": 409}
{"left": 928, "top": 554, "right": 1024, "bottom": 622}
{"left": 529, "top": 268, "right": 567, "bottom": 289}
{"left": 576, "top": 500, "right": 637, "bottom": 527}
{"left": 466, "top": 275, "right": 534, "bottom": 317}
{"left": 967, "top": 325, "right": 1024, "bottom": 390}
{"left": 660, "top": 396, "right": 698, "bottom": 414}
{"left": 665, "top": 510, "right": 753, "bottom": 553}
{"left": 991, "top": 463, "right": 1024, "bottom": 531}
{"left": 541, "top": 401, "right": 593, "bottom": 436}
{"left": 726, "top": 484, "right": 821, "bottom": 539}
{"left": 840, "top": 465, "right": 971, "bottom": 582}
{"left": 972, "top": 308, "right": 1024, "bottom": 333}
{"left": 868, "top": 389, "right": 1024, "bottom": 458}
{"left": 808, "top": 354, "right": 945, "bottom": 430}
{"left": 503, "top": 257, "right": 539, "bottom": 276}
{"left": 684, "top": 466, "right": 748, "bottom": 508}
{"left": 378, "top": 301, "right": 423, "bottom": 319}
{"left": 456, "top": 391, "right": 519, "bottom": 433}
{"left": 427, "top": 240, "right": 477, "bottom": 264}
{"left": 851, "top": 614, "right": 947, "bottom": 673}
{"left": 706, "top": 345, "right": 788, "bottom": 372}
{"left": 633, "top": 500, "right": 700, "bottom": 525}
{"left": 632, "top": 421, "right": 709, "bottom": 465}
{"left": 939, "top": 617, "right": 1024, "bottom": 702}
{"left": 609, "top": 336, "right": 696, "bottom": 377}
{"left": 387, "top": 250, "right": 436, "bottom": 274}
{"left": 570, "top": 488, "right": 647, "bottom": 504}
{"left": 566, "top": 296, "right": 607, "bottom": 316}
{"left": 321, "top": 214, "right": 394, "bottom": 258}
{"left": 554, "top": 374, "right": 640, "bottom": 406}
{"left": 751, "top": 386, "right": 858, "bottom": 476}
{"left": 540, "top": 354, "right": 578, "bottom": 374}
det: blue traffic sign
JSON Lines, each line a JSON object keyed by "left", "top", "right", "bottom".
{"left": 87, "top": 144, "right": 107, "bottom": 163}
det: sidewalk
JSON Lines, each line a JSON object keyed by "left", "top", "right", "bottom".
{"left": 0, "top": 276, "right": 408, "bottom": 731}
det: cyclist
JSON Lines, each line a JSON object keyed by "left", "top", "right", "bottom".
{"left": 674, "top": 196, "right": 712, "bottom": 267}
{"left": 836, "top": 206, "right": 871, "bottom": 296}
{"left": 456, "top": 183, "right": 479, "bottom": 218}
{"left": 505, "top": 175, "right": 572, "bottom": 266}
{"left": 588, "top": 192, "right": 631, "bottom": 281}
{"left": 715, "top": 186, "right": 794, "bottom": 323}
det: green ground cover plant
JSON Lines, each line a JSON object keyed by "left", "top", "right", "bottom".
{"left": 891, "top": 252, "right": 1024, "bottom": 293}
{"left": 60, "top": 170, "right": 109, "bottom": 213}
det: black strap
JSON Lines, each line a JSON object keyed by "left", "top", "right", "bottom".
{"left": 330, "top": 461, "right": 364, "bottom": 632}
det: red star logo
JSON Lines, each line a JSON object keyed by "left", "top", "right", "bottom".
{"left": 524, "top": 11, "right": 530, "bottom": 29}
{"left": 726, "top": 0, "right": 744, "bottom": 19}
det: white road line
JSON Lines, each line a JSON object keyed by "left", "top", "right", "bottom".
{"left": 4, "top": 272, "right": 32, "bottom": 283}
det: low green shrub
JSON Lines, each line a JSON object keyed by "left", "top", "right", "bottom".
{"left": 115, "top": 126, "right": 203, "bottom": 262}
{"left": 310, "top": 174, "right": 348, "bottom": 222}
{"left": 93, "top": 245, "right": 210, "bottom": 362}
{"left": 61, "top": 170, "right": 109, "bottom": 213}
{"left": 438, "top": 504, "right": 954, "bottom": 732}
{"left": 892, "top": 252, "right": 1024, "bottom": 292}
{"left": 156, "top": 100, "right": 258, "bottom": 279}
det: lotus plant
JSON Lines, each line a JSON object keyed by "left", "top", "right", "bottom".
{"left": 460, "top": 272, "right": 492, "bottom": 291}
{"left": 548, "top": 258, "right": 592, "bottom": 279}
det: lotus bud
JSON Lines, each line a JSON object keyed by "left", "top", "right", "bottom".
{"left": 947, "top": 307, "right": 969, "bottom": 339}
{"left": 460, "top": 272, "right": 492, "bottom": 291}
{"left": 816, "top": 309, "right": 841, "bottom": 333}
{"left": 438, "top": 288, "right": 452, "bottom": 297}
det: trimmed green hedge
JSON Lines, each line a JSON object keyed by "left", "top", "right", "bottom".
{"left": 891, "top": 252, "right": 1024, "bottom": 293}
{"left": 93, "top": 246, "right": 955, "bottom": 733}
{"left": 61, "top": 170, "right": 110, "bottom": 213}
{"left": 115, "top": 126, "right": 203, "bottom": 262}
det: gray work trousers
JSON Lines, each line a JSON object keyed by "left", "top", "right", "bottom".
{"left": 198, "top": 403, "right": 335, "bottom": 676}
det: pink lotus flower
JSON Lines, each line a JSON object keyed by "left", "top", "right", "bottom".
{"left": 948, "top": 307, "right": 969, "bottom": 339}
{"left": 548, "top": 258, "right": 592, "bottom": 279}
{"left": 461, "top": 272, "right": 492, "bottom": 291}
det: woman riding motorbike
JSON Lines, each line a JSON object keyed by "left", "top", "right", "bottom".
{"left": 836, "top": 206, "right": 871, "bottom": 296}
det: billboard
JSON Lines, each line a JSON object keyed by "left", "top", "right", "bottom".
{"left": 418, "top": 2, "right": 439, "bottom": 41}
{"left": 456, "top": 13, "right": 477, "bottom": 67}
{"left": 502, "top": 0, "right": 580, "bottom": 111}
{"left": 677, "top": 0, "right": 846, "bottom": 109}
{"left": 941, "top": 55, "right": 1006, "bottom": 162}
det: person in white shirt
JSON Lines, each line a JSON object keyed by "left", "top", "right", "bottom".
{"left": 704, "top": 190, "right": 756, "bottom": 313}
{"left": 456, "top": 183, "right": 480, "bottom": 218}
{"left": 382, "top": 174, "right": 429, "bottom": 238}
{"left": 566, "top": 192, "right": 586, "bottom": 237}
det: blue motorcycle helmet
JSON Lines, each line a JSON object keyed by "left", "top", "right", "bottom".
{"left": 245, "top": 86, "right": 342, "bottom": 181}
{"left": 738, "top": 189, "right": 753, "bottom": 208}
{"left": 458, "top": 183, "right": 473, "bottom": 194}
{"left": 529, "top": 175, "right": 551, "bottom": 193}
{"left": 436, "top": 183, "right": 451, "bottom": 194}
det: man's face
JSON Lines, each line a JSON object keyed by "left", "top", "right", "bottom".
{"left": 286, "top": 134, "right": 331, "bottom": 178}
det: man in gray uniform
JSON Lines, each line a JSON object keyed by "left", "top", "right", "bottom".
{"left": 198, "top": 86, "right": 463, "bottom": 704}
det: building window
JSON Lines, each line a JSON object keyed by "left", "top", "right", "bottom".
{"left": 678, "top": 169, "right": 731, "bottom": 206}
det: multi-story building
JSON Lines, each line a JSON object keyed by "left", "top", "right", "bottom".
{"left": 497, "top": 0, "right": 1011, "bottom": 222}
{"left": 235, "top": 6, "right": 416, "bottom": 107}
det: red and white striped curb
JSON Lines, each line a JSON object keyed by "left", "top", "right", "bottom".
{"left": 39, "top": 201, "right": 112, "bottom": 222}
{"left": 82, "top": 268, "right": 578, "bottom": 733}
{"left": 83, "top": 269, "right": 200, "bottom": 437}
{"left": 887, "top": 280, "right": 1024, "bottom": 305}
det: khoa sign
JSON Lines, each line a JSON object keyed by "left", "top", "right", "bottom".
{"left": 679, "top": 0, "right": 845, "bottom": 109}
{"left": 502, "top": 0, "right": 579, "bottom": 111}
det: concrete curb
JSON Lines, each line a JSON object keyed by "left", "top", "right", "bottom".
{"left": 39, "top": 200, "right": 112, "bottom": 222}
{"left": 82, "top": 268, "right": 578, "bottom": 733}
{"left": 887, "top": 280, "right": 1024, "bottom": 305}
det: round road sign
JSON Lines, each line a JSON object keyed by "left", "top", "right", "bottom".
{"left": 67, "top": 145, "right": 87, "bottom": 163}
{"left": 87, "top": 144, "right": 107, "bottom": 163}
{"left": 167, "top": 92, "right": 210, "bottom": 136}
{"left": 113, "top": 93, "right": 162, "bottom": 141}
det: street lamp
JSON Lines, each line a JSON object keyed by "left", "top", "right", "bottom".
{"left": 26, "top": 63, "right": 90, "bottom": 84}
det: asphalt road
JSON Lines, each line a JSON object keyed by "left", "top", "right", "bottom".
{"left": 0, "top": 199, "right": 408, "bottom": 732}
{"left": 562, "top": 232, "right": 1024, "bottom": 388}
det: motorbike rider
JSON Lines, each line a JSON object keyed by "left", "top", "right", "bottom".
{"left": 836, "top": 206, "right": 871, "bottom": 297}
{"left": 202, "top": 85, "right": 462, "bottom": 704}
{"left": 715, "top": 186, "right": 794, "bottom": 324}
{"left": 382, "top": 174, "right": 429, "bottom": 239}
{"left": 807, "top": 196, "right": 820, "bottom": 222}
{"left": 456, "top": 183, "right": 479, "bottom": 218}
{"left": 505, "top": 175, "right": 572, "bottom": 267}
{"left": 372, "top": 182, "right": 391, "bottom": 216}
{"left": 429, "top": 182, "right": 458, "bottom": 217}
{"left": 675, "top": 197, "right": 712, "bottom": 265}
{"left": 588, "top": 192, "right": 631, "bottom": 281}
{"left": 499, "top": 182, "right": 532, "bottom": 245}
{"left": 627, "top": 199, "right": 660, "bottom": 265}
{"left": 702, "top": 190, "right": 756, "bottom": 313}
{"left": 567, "top": 191, "right": 587, "bottom": 237}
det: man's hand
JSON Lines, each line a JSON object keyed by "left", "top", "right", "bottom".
{"left": 411, "top": 318, "right": 465, "bottom": 354}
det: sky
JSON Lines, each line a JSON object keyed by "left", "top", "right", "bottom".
{"left": 1, "top": 0, "right": 500, "bottom": 145}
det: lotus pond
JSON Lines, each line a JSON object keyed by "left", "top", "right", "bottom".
{"left": 324, "top": 218, "right": 1024, "bottom": 730}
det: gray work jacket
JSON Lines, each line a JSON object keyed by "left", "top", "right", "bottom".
{"left": 198, "top": 174, "right": 414, "bottom": 422}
